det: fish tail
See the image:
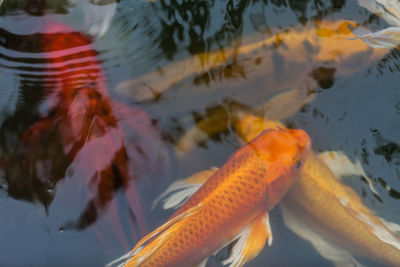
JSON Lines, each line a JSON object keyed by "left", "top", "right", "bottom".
{"left": 108, "top": 203, "right": 203, "bottom": 267}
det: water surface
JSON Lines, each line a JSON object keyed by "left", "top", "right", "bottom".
{"left": 0, "top": 0, "right": 399, "bottom": 266}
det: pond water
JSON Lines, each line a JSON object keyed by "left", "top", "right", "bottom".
{"left": 0, "top": 0, "right": 399, "bottom": 266}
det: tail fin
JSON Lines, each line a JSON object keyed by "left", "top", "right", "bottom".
{"left": 107, "top": 203, "right": 203, "bottom": 267}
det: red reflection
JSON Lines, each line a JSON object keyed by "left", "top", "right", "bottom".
{"left": 21, "top": 21, "right": 162, "bottom": 249}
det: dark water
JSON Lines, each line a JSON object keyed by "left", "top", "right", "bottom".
{"left": 0, "top": 0, "right": 399, "bottom": 266}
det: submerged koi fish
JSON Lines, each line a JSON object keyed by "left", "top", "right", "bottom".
{"left": 117, "top": 20, "right": 387, "bottom": 102}
{"left": 110, "top": 128, "right": 311, "bottom": 267}
{"left": 171, "top": 20, "right": 390, "bottom": 154}
{"left": 235, "top": 114, "right": 400, "bottom": 266}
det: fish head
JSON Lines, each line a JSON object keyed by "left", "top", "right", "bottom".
{"left": 250, "top": 128, "right": 311, "bottom": 209}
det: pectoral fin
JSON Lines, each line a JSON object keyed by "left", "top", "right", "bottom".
{"left": 281, "top": 206, "right": 365, "bottom": 267}
{"left": 152, "top": 168, "right": 218, "bottom": 210}
{"left": 222, "top": 213, "right": 272, "bottom": 267}
{"left": 318, "top": 151, "right": 379, "bottom": 196}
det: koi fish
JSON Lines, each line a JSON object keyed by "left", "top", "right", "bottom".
{"left": 116, "top": 20, "right": 387, "bottom": 102}
{"left": 235, "top": 113, "right": 400, "bottom": 266}
{"left": 19, "top": 21, "right": 163, "bottom": 247}
{"left": 174, "top": 68, "right": 400, "bottom": 264}
{"left": 109, "top": 128, "right": 311, "bottom": 267}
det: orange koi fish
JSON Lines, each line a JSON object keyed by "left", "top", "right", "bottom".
{"left": 235, "top": 114, "right": 400, "bottom": 266}
{"left": 110, "top": 128, "right": 311, "bottom": 267}
{"left": 20, "top": 21, "right": 163, "bottom": 247}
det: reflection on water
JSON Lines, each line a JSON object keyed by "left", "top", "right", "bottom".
{"left": 0, "top": 0, "right": 399, "bottom": 266}
{"left": 371, "top": 128, "right": 400, "bottom": 200}
{"left": 372, "top": 128, "right": 400, "bottom": 166}
{"left": 0, "top": 0, "right": 72, "bottom": 16}
{"left": 375, "top": 49, "right": 400, "bottom": 75}
{"left": 0, "top": 9, "right": 165, "bottom": 265}
{"left": 116, "top": 18, "right": 387, "bottom": 105}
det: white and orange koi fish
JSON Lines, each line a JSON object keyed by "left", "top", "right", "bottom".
{"left": 109, "top": 128, "right": 311, "bottom": 267}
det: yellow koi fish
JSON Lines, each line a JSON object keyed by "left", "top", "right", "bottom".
{"left": 117, "top": 20, "right": 387, "bottom": 102}
{"left": 110, "top": 128, "right": 311, "bottom": 267}
{"left": 235, "top": 114, "right": 400, "bottom": 266}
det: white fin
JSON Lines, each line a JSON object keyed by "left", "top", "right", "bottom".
{"left": 351, "top": 27, "right": 373, "bottom": 37}
{"left": 152, "top": 168, "right": 218, "bottom": 210}
{"left": 318, "top": 151, "right": 380, "bottom": 197}
{"left": 281, "top": 206, "right": 365, "bottom": 267}
{"left": 152, "top": 184, "right": 202, "bottom": 210}
{"left": 353, "top": 0, "right": 400, "bottom": 48}
{"left": 358, "top": 0, "right": 400, "bottom": 27}
{"left": 351, "top": 26, "right": 400, "bottom": 48}
{"left": 222, "top": 213, "right": 272, "bottom": 267}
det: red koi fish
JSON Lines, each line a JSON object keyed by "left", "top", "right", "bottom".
{"left": 110, "top": 128, "right": 311, "bottom": 267}
{"left": 22, "top": 21, "right": 163, "bottom": 247}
